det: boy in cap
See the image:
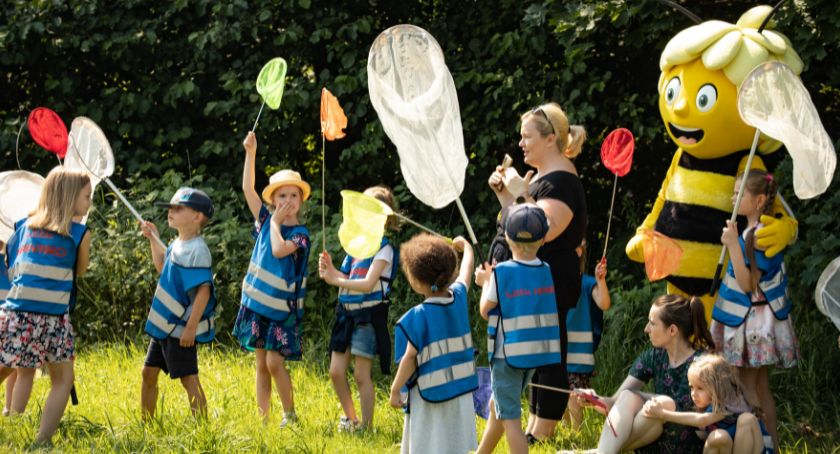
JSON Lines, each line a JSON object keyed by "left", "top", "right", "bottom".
{"left": 139, "top": 187, "right": 217, "bottom": 419}
{"left": 474, "top": 204, "right": 562, "bottom": 454}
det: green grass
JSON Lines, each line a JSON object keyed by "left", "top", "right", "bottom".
{"left": 0, "top": 341, "right": 836, "bottom": 453}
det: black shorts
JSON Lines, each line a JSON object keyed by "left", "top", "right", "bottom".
{"left": 144, "top": 338, "right": 198, "bottom": 379}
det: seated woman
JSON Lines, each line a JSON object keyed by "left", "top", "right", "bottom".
{"left": 564, "top": 294, "right": 713, "bottom": 454}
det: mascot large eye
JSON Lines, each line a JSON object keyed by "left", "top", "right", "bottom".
{"left": 664, "top": 77, "right": 681, "bottom": 106}
{"left": 696, "top": 84, "right": 718, "bottom": 112}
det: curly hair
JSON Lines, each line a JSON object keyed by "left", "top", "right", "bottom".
{"left": 400, "top": 233, "right": 457, "bottom": 290}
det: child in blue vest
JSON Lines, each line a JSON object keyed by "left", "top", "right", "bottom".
{"left": 0, "top": 167, "right": 92, "bottom": 445}
{"left": 319, "top": 185, "right": 399, "bottom": 432}
{"left": 390, "top": 234, "right": 478, "bottom": 454}
{"left": 642, "top": 354, "right": 773, "bottom": 453}
{"left": 713, "top": 169, "right": 798, "bottom": 449}
{"left": 474, "top": 203, "right": 561, "bottom": 454}
{"left": 234, "top": 132, "right": 312, "bottom": 427}
{"left": 564, "top": 239, "right": 611, "bottom": 430}
{"left": 139, "top": 187, "right": 216, "bottom": 420}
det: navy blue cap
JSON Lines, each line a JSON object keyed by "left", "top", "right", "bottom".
{"left": 155, "top": 187, "right": 214, "bottom": 219}
{"left": 505, "top": 203, "right": 548, "bottom": 243}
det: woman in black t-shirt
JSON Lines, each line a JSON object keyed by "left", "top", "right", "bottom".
{"left": 482, "top": 102, "right": 588, "bottom": 444}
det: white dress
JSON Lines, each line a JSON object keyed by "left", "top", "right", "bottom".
{"left": 401, "top": 386, "right": 477, "bottom": 454}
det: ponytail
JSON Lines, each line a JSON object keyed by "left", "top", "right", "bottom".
{"left": 564, "top": 125, "right": 586, "bottom": 159}
{"left": 688, "top": 296, "right": 714, "bottom": 350}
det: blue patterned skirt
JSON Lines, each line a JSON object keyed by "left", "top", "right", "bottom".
{"left": 232, "top": 306, "right": 302, "bottom": 360}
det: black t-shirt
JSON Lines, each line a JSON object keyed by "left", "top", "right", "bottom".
{"left": 488, "top": 170, "right": 588, "bottom": 312}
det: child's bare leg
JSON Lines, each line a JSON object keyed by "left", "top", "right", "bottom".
{"left": 10, "top": 368, "right": 36, "bottom": 414}
{"left": 353, "top": 355, "right": 374, "bottom": 428}
{"left": 141, "top": 366, "right": 161, "bottom": 420}
{"left": 733, "top": 413, "right": 762, "bottom": 454}
{"left": 328, "top": 350, "right": 356, "bottom": 422}
{"left": 34, "top": 361, "right": 73, "bottom": 444}
{"left": 476, "top": 398, "right": 505, "bottom": 454}
{"left": 502, "top": 418, "right": 528, "bottom": 454}
{"left": 624, "top": 395, "right": 672, "bottom": 450}
{"left": 179, "top": 374, "right": 207, "bottom": 418}
{"left": 0, "top": 366, "right": 13, "bottom": 384}
{"left": 703, "top": 428, "right": 733, "bottom": 454}
{"left": 255, "top": 349, "right": 272, "bottom": 419}
{"left": 266, "top": 351, "right": 294, "bottom": 414}
{"left": 4, "top": 370, "right": 17, "bottom": 415}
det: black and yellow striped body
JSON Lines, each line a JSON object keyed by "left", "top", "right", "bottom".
{"left": 654, "top": 148, "right": 751, "bottom": 296}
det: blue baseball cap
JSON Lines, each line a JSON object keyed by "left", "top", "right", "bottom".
{"left": 505, "top": 203, "right": 548, "bottom": 243}
{"left": 155, "top": 187, "right": 214, "bottom": 219}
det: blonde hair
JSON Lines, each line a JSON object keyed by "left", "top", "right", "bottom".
{"left": 689, "top": 354, "right": 756, "bottom": 415}
{"left": 506, "top": 236, "right": 542, "bottom": 256}
{"left": 660, "top": 5, "right": 803, "bottom": 86}
{"left": 521, "top": 102, "right": 587, "bottom": 159}
{"left": 364, "top": 185, "right": 401, "bottom": 232}
{"left": 28, "top": 167, "right": 91, "bottom": 236}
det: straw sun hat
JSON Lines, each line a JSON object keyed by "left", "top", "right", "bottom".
{"left": 261, "top": 169, "right": 311, "bottom": 204}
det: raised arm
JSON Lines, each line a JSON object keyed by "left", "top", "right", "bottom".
{"left": 591, "top": 261, "right": 611, "bottom": 311}
{"left": 452, "top": 236, "right": 474, "bottom": 290}
{"left": 242, "top": 132, "right": 263, "bottom": 220}
{"left": 140, "top": 221, "right": 165, "bottom": 274}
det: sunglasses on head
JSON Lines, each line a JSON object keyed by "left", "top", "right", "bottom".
{"left": 531, "top": 107, "right": 556, "bottom": 135}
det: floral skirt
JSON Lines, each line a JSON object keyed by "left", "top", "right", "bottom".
{"left": 232, "top": 306, "right": 302, "bottom": 360}
{"left": 0, "top": 309, "right": 75, "bottom": 368}
{"left": 711, "top": 305, "right": 800, "bottom": 368}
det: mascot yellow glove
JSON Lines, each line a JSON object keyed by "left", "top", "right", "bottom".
{"left": 756, "top": 214, "right": 797, "bottom": 257}
{"left": 626, "top": 228, "right": 646, "bottom": 263}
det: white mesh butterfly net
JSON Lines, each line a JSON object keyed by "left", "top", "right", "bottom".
{"left": 367, "top": 24, "right": 468, "bottom": 209}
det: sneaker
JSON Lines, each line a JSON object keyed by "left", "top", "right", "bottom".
{"left": 337, "top": 416, "right": 360, "bottom": 433}
{"left": 279, "top": 411, "right": 298, "bottom": 428}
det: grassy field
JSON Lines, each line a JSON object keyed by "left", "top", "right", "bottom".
{"left": 0, "top": 341, "right": 836, "bottom": 453}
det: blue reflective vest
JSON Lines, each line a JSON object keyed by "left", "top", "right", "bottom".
{"left": 490, "top": 261, "right": 561, "bottom": 369}
{"left": 145, "top": 244, "right": 217, "bottom": 343}
{"left": 240, "top": 207, "right": 310, "bottom": 322}
{"left": 713, "top": 231, "right": 791, "bottom": 327}
{"left": 394, "top": 282, "right": 478, "bottom": 403}
{"left": 337, "top": 239, "right": 398, "bottom": 312}
{"left": 0, "top": 252, "right": 10, "bottom": 302}
{"left": 566, "top": 274, "right": 602, "bottom": 374}
{"left": 2, "top": 219, "right": 87, "bottom": 315}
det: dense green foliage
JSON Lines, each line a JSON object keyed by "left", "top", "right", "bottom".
{"left": 1, "top": 0, "right": 839, "bottom": 450}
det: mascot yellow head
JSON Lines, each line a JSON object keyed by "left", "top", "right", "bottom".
{"left": 658, "top": 5, "right": 804, "bottom": 159}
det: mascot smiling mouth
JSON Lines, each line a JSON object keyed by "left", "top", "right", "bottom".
{"left": 668, "top": 123, "right": 705, "bottom": 145}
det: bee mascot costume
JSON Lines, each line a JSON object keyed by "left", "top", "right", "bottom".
{"left": 626, "top": 5, "right": 802, "bottom": 318}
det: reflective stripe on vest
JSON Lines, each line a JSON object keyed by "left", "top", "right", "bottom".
{"left": 494, "top": 261, "right": 562, "bottom": 369}
{"left": 2, "top": 222, "right": 85, "bottom": 315}
{"left": 416, "top": 360, "right": 476, "bottom": 391}
{"left": 241, "top": 218, "right": 309, "bottom": 321}
{"left": 338, "top": 240, "right": 396, "bottom": 311}
{"left": 567, "top": 274, "right": 597, "bottom": 373}
{"left": 417, "top": 333, "right": 473, "bottom": 365}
